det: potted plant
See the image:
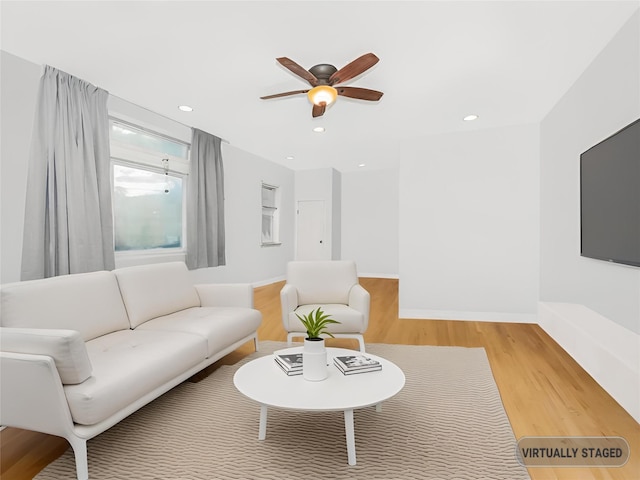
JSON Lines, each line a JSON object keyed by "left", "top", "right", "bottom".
{"left": 296, "top": 307, "right": 340, "bottom": 340}
{"left": 296, "top": 307, "right": 340, "bottom": 381}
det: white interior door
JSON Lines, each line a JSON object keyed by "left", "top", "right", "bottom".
{"left": 296, "top": 200, "right": 326, "bottom": 260}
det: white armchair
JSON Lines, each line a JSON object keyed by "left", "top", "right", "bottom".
{"left": 280, "top": 260, "right": 370, "bottom": 352}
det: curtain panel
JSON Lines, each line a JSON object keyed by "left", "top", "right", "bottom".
{"left": 186, "top": 128, "right": 226, "bottom": 269}
{"left": 21, "top": 66, "right": 115, "bottom": 280}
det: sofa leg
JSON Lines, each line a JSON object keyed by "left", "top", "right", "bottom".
{"left": 68, "top": 436, "right": 88, "bottom": 480}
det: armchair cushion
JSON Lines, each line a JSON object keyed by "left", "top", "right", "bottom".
{"left": 286, "top": 260, "right": 358, "bottom": 305}
{"left": 0, "top": 328, "right": 92, "bottom": 385}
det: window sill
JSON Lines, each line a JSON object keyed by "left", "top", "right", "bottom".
{"left": 114, "top": 250, "right": 186, "bottom": 269}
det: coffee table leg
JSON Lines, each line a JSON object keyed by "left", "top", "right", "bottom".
{"left": 344, "top": 408, "right": 356, "bottom": 465}
{"left": 258, "top": 404, "right": 268, "bottom": 440}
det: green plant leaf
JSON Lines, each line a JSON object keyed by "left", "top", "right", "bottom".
{"left": 295, "top": 306, "right": 341, "bottom": 339}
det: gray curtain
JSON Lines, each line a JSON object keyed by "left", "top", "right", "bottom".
{"left": 21, "top": 66, "right": 114, "bottom": 280}
{"left": 186, "top": 128, "right": 226, "bottom": 269}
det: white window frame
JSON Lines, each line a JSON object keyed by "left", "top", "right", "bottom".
{"left": 109, "top": 118, "right": 190, "bottom": 257}
{"left": 261, "top": 182, "right": 281, "bottom": 246}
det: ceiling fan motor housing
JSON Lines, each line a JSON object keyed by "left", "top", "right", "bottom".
{"left": 309, "top": 64, "right": 337, "bottom": 85}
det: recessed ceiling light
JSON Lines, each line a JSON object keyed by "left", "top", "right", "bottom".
{"left": 313, "top": 126, "right": 325, "bottom": 133}
{"left": 178, "top": 105, "right": 193, "bottom": 112}
{"left": 285, "top": 155, "right": 295, "bottom": 160}
{"left": 463, "top": 114, "right": 478, "bottom": 121}
{"left": 358, "top": 163, "right": 366, "bottom": 168}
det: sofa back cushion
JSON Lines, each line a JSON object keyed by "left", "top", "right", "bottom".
{"left": 0, "top": 271, "right": 130, "bottom": 341}
{"left": 114, "top": 262, "right": 201, "bottom": 328}
{"left": 286, "top": 260, "right": 358, "bottom": 305}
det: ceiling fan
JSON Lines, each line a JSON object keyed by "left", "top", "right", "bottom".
{"left": 260, "top": 53, "right": 384, "bottom": 118}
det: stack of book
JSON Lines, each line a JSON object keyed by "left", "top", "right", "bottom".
{"left": 333, "top": 354, "right": 382, "bottom": 375}
{"left": 274, "top": 352, "right": 303, "bottom": 376}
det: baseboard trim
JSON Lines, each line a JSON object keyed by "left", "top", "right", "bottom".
{"left": 359, "top": 273, "right": 400, "bottom": 279}
{"left": 538, "top": 301, "right": 640, "bottom": 423}
{"left": 251, "top": 275, "right": 286, "bottom": 288}
{"left": 399, "top": 309, "right": 537, "bottom": 323}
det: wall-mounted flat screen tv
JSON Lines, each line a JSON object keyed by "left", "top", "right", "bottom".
{"left": 580, "top": 118, "right": 639, "bottom": 267}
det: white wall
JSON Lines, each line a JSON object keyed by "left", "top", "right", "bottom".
{"left": 190, "top": 144, "right": 295, "bottom": 285}
{"left": 331, "top": 168, "right": 341, "bottom": 261}
{"left": 539, "top": 11, "right": 639, "bottom": 422}
{"left": 0, "top": 51, "right": 40, "bottom": 284}
{"left": 294, "top": 168, "right": 340, "bottom": 260}
{"left": 0, "top": 51, "right": 295, "bottom": 286}
{"left": 341, "top": 168, "right": 399, "bottom": 277}
{"left": 540, "top": 10, "right": 640, "bottom": 335}
{"left": 399, "top": 124, "right": 540, "bottom": 322}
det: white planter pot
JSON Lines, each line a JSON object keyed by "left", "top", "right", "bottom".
{"left": 303, "top": 338, "right": 328, "bottom": 381}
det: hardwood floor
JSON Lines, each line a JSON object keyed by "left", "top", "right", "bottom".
{"left": 1, "top": 278, "right": 638, "bottom": 479}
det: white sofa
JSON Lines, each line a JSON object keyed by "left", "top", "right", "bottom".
{"left": 0, "top": 261, "right": 262, "bottom": 480}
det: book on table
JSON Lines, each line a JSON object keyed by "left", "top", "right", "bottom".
{"left": 333, "top": 355, "right": 382, "bottom": 375}
{"left": 274, "top": 353, "right": 303, "bottom": 375}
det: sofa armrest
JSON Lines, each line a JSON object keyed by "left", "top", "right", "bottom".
{"left": 1, "top": 327, "right": 92, "bottom": 384}
{"left": 0, "top": 351, "right": 77, "bottom": 438}
{"left": 280, "top": 284, "right": 299, "bottom": 329}
{"left": 195, "top": 284, "right": 254, "bottom": 308}
{"left": 348, "top": 284, "right": 371, "bottom": 330}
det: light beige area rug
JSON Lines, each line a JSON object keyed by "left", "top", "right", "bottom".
{"left": 36, "top": 341, "right": 530, "bottom": 480}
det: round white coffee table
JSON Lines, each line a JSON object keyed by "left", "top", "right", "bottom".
{"left": 233, "top": 346, "right": 405, "bottom": 465}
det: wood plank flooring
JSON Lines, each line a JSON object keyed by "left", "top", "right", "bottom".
{"left": 2, "top": 278, "right": 638, "bottom": 479}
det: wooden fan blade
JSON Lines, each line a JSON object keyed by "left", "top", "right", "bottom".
{"left": 312, "top": 103, "right": 326, "bottom": 118}
{"left": 337, "top": 86, "right": 384, "bottom": 101}
{"left": 260, "top": 90, "right": 309, "bottom": 100}
{"left": 276, "top": 57, "right": 318, "bottom": 87}
{"left": 329, "top": 53, "right": 379, "bottom": 85}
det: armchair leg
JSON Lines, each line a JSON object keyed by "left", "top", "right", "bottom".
{"left": 333, "top": 334, "right": 366, "bottom": 352}
{"left": 286, "top": 332, "right": 301, "bottom": 346}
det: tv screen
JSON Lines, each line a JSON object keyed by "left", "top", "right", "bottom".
{"left": 580, "top": 118, "right": 640, "bottom": 267}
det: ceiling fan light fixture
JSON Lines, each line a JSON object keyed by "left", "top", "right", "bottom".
{"left": 307, "top": 85, "right": 338, "bottom": 106}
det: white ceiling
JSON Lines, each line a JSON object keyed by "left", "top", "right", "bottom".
{"left": 2, "top": 1, "right": 638, "bottom": 172}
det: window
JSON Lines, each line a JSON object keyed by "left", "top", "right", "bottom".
{"left": 109, "top": 120, "right": 190, "bottom": 253}
{"left": 261, "top": 183, "right": 280, "bottom": 245}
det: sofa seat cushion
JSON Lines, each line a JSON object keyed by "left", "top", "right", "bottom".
{"left": 288, "top": 304, "right": 365, "bottom": 334}
{"left": 64, "top": 329, "right": 207, "bottom": 425}
{"left": 136, "top": 307, "right": 262, "bottom": 357}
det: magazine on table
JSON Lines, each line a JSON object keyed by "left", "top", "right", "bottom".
{"left": 333, "top": 359, "right": 382, "bottom": 375}
{"left": 274, "top": 352, "right": 303, "bottom": 374}
{"left": 275, "top": 357, "right": 303, "bottom": 375}
{"left": 333, "top": 354, "right": 381, "bottom": 371}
